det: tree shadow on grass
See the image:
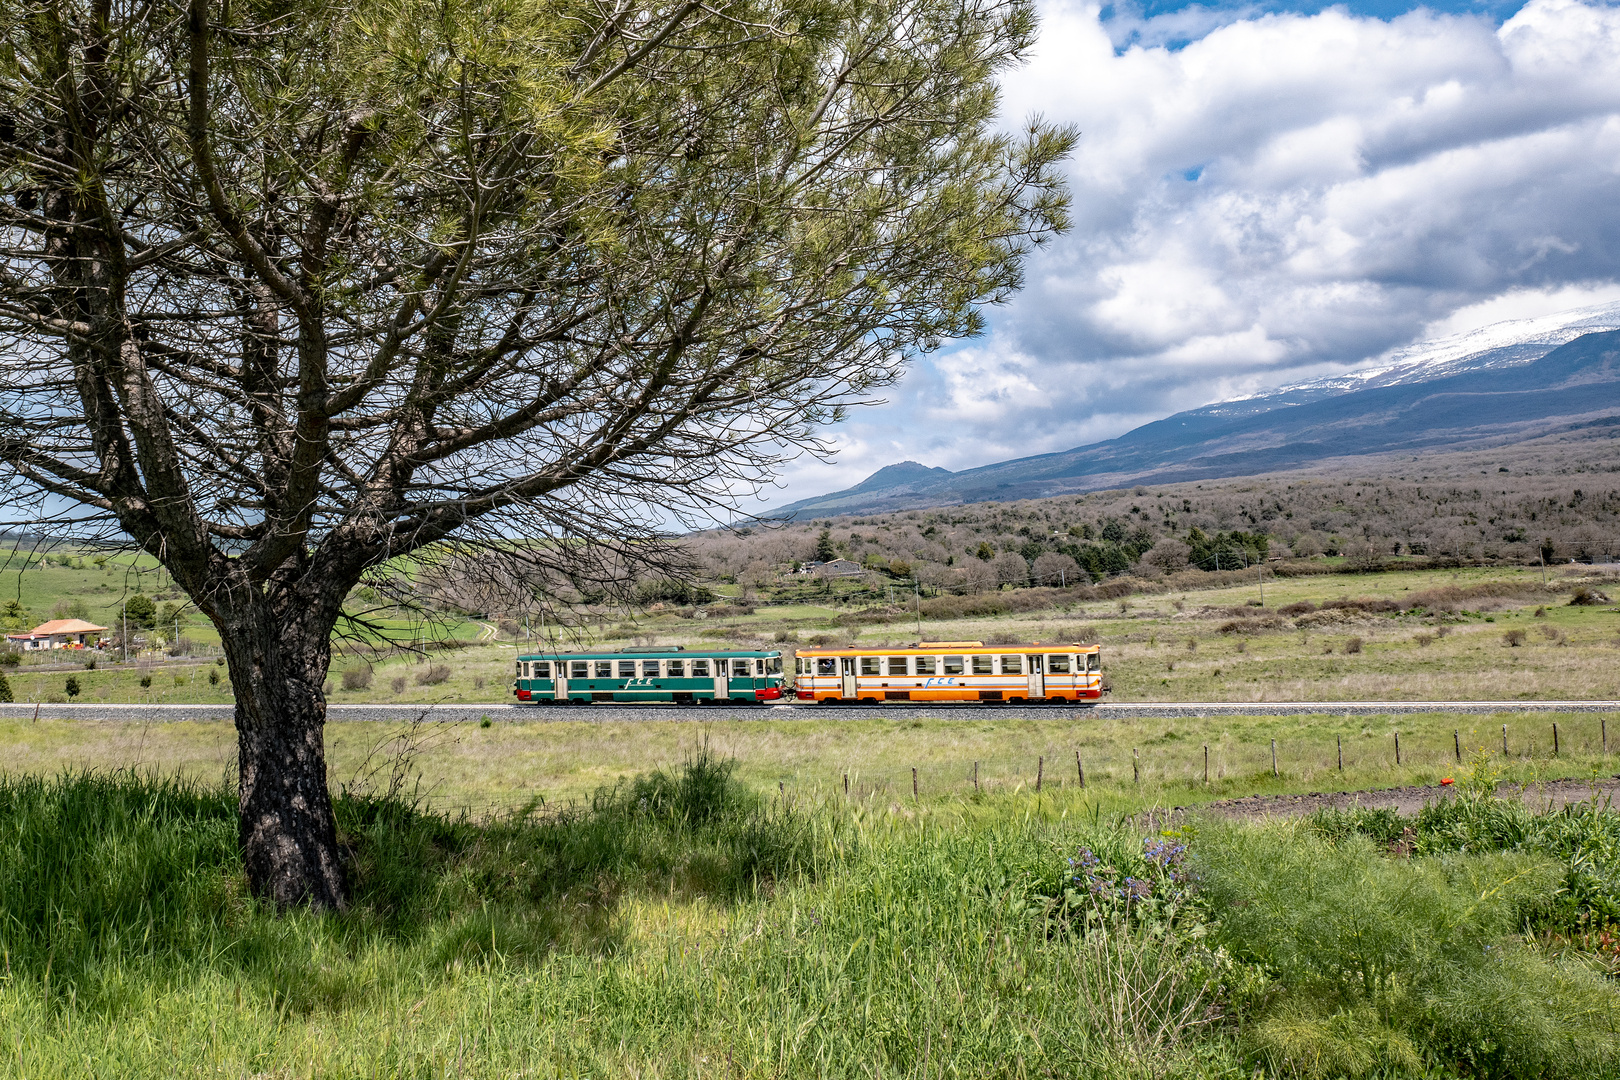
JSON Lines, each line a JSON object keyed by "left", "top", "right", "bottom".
{"left": 0, "top": 747, "right": 821, "bottom": 1018}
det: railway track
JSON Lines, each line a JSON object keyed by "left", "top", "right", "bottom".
{"left": 2, "top": 700, "right": 1618, "bottom": 723}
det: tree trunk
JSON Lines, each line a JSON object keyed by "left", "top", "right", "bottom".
{"left": 219, "top": 603, "right": 347, "bottom": 910}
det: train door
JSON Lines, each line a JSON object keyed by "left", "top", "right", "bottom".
{"left": 713, "top": 659, "right": 730, "bottom": 700}
{"left": 1026, "top": 654, "right": 1044, "bottom": 699}
{"left": 840, "top": 657, "right": 857, "bottom": 699}
{"left": 553, "top": 667, "right": 568, "bottom": 701}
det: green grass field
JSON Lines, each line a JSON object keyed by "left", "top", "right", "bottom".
{"left": 6, "top": 562, "right": 1618, "bottom": 707}
{"left": 6, "top": 555, "right": 1620, "bottom": 1076}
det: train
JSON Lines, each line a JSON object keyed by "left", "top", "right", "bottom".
{"left": 512, "top": 647, "right": 787, "bottom": 703}
{"left": 511, "top": 640, "right": 1101, "bottom": 705}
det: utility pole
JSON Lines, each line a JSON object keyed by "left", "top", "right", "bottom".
{"left": 1257, "top": 561, "right": 1264, "bottom": 606}
{"left": 914, "top": 580, "right": 922, "bottom": 639}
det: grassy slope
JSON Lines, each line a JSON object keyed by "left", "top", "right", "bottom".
{"left": 7, "top": 565, "right": 1619, "bottom": 707}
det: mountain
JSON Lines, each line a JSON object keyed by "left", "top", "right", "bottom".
{"left": 771, "top": 311, "right": 1620, "bottom": 519}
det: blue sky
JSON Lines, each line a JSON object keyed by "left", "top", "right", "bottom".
{"left": 762, "top": 0, "right": 1620, "bottom": 509}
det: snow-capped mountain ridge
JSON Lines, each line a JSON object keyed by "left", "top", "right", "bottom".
{"left": 1221, "top": 299, "right": 1620, "bottom": 407}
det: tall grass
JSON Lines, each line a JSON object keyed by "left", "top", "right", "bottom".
{"left": 0, "top": 763, "right": 1227, "bottom": 1078}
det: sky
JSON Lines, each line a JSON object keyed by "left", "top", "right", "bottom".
{"left": 760, "top": 0, "right": 1620, "bottom": 509}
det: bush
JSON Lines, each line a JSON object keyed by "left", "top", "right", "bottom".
{"left": 1570, "top": 586, "right": 1611, "bottom": 606}
{"left": 341, "top": 666, "right": 374, "bottom": 691}
{"left": 0, "top": 650, "right": 19, "bottom": 668}
{"left": 206, "top": 668, "right": 219, "bottom": 686}
{"left": 1503, "top": 628, "right": 1527, "bottom": 647}
{"left": 83, "top": 657, "right": 96, "bottom": 670}
{"left": 64, "top": 676, "right": 80, "bottom": 698}
{"left": 1197, "top": 822, "right": 1620, "bottom": 1078}
{"left": 390, "top": 676, "right": 406, "bottom": 694}
{"left": 414, "top": 664, "right": 451, "bottom": 686}
{"left": 0, "top": 670, "right": 10, "bottom": 703}
{"left": 1343, "top": 636, "right": 1363, "bottom": 654}
{"left": 139, "top": 674, "right": 152, "bottom": 688}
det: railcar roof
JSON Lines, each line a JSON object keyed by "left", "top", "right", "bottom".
{"left": 516, "top": 648, "right": 782, "bottom": 659}
{"left": 796, "top": 642, "right": 1099, "bottom": 655}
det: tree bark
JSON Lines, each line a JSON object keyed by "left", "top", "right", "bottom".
{"left": 219, "top": 599, "right": 347, "bottom": 910}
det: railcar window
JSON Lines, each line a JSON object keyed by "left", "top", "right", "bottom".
{"left": 731, "top": 659, "right": 750, "bottom": 677}
{"left": 692, "top": 659, "right": 710, "bottom": 677}
{"left": 1087, "top": 652, "right": 1100, "bottom": 673}
{"left": 642, "top": 661, "right": 660, "bottom": 676}
{"left": 971, "top": 655, "right": 993, "bottom": 675}
{"left": 885, "top": 656, "right": 908, "bottom": 676}
{"left": 595, "top": 661, "right": 612, "bottom": 678}
{"left": 943, "top": 655, "right": 964, "bottom": 675}
{"left": 619, "top": 661, "right": 637, "bottom": 677}
{"left": 667, "top": 659, "right": 684, "bottom": 677}
{"left": 817, "top": 658, "right": 837, "bottom": 675}
{"left": 859, "top": 656, "right": 880, "bottom": 676}
{"left": 915, "top": 656, "right": 937, "bottom": 675}
{"left": 768, "top": 657, "right": 783, "bottom": 674}
{"left": 1000, "top": 654, "right": 1023, "bottom": 675}
{"left": 535, "top": 661, "right": 551, "bottom": 678}
{"left": 516, "top": 662, "right": 524, "bottom": 677}
{"left": 571, "top": 661, "right": 588, "bottom": 679}
{"left": 1047, "top": 654, "right": 1071, "bottom": 674}
{"left": 756, "top": 659, "right": 766, "bottom": 675}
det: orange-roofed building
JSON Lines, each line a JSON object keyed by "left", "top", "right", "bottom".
{"left": 5, "top": 618, "right": 108, "bottom": 650}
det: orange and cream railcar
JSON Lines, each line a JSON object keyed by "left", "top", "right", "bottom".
{"left": 793, "top": 641, "right": 1102, "bottom": 704}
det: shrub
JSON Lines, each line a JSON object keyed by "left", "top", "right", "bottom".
{"left": 0, "top": 650, "right": 19, "bottom": 668}
{"left": 1197, "top": 823, "right": 1620, "bottom": 1078}
{"left": 341, "top": 666, "right": 374, "bottom": 691}
{"left": 0, "top": 670, "right": 11, "bottom": 703}
{"left": 139, "top": 674, "right": 152, "bottom": 688}
{"left": 1570, "top": 586, "right": 1611, "bottom": 606}
{"left": 390, "top": 676, "right": 407, "bottom": 694}
{"left": 1503, "top": 628, "right": 1527, "bottom": 647}
{"left": 64, "top": 676, "right": 80, "bottom": 698}
{"left": 83, "top": 657, "right": 96, "bottom": 670}
{"left": 207, "top": 668, "right": 219, "bottom": 686}
{"left": 173, "top": 673, "right": 186, "bottom": 686}
{"left": 415, "top": 664, "right": 451, "bottom": 686}
{"left": 1344, "top": 636, "right": 1363, "bottom": 654}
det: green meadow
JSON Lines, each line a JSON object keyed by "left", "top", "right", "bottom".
{"left": 6, "top": 556, "right": 1620, "bottom": 1077}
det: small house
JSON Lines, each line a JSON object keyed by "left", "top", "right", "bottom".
{"left": 798, "top": 559, "right": 866, "bottom": 579}
{"left": 5, "top": 618, "right": 109, "bottom": 650}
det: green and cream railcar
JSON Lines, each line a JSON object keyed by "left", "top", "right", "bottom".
{"left": 513, "top": 647, "right": 786, "bottom": 704}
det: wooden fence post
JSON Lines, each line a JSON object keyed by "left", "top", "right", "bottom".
{"left": 1503, "top": 724, "right": 1508, "bottom": 757}
{"left": 1203, "top": 744, "right": 1209, "bottom": 784}
{"left": 1454, "top": 730, "right": 1461, "bottom": 765}
{"left": 1394, "top": 731, "right": 1401, "bottom": 767}
{"left": 1075, "top": 751, "right": 1084, "bottom": 789}
{"left": 1337, "top": 734, "right": 1343, "bottom": 771}
{"left": 1133, "top": 748, "right": 1139, "bottom": 784}
{"left": 1036, "top": 756, "right": 1044, "bottom": 793}
{"left": 843, "top": 772, "right": 849, "bottom": 796}
{"left": 1553, "top": 723, "right": 1559, "bottom": 757}
{"left": 912, "top": 767, "right": 918, "bottom": 801}
{"left": 1270, "top": 739, "right": 1277, "bottom": 778}
{"left": 973, "top": 760, "right": 979, "bottom": 794}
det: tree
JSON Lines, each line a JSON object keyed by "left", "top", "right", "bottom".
{"left": 0, "top": 0, "right": 1070, "bottom": 907}
{"left": 124, "top": 595, "right": 158, "bottom": 630}
{"left": 812, "top": 530, "right": 837, "bottom": 564}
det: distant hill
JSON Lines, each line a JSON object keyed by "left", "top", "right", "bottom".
{"left": 772, "top": 315, "right": 1620, "bottom": 520}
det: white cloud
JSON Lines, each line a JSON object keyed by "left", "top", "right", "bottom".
{"left": 777, "top": 0, "right": 1620, "bottom": 505}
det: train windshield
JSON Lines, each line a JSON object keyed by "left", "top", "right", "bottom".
{"left": 767, "top": 656, "right": 783, "bottom": 674}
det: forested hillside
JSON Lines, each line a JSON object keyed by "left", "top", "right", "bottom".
{"left": 690, "top": 433, "right": 1620, "bottom": 593}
